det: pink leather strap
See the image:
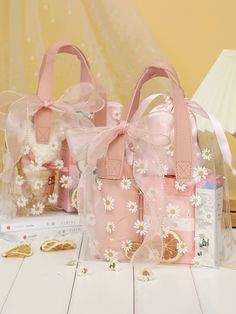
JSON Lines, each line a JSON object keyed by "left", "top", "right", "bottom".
{"left": 108, "top": 62, "right": 193, "bottom": 181}
{"left": 34, "top": 40, "right": 106, "bottom": 144}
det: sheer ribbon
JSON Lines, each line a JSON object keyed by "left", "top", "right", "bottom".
{"left": 0, "top": 82, "right": 105, "bottom": 182}
{"left": 66, "top": 93, "right": 235, "bottom": 266}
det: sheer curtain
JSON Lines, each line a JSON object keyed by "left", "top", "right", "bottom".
{"left": 0, "top": 0, "right": 167, "bottom": 104}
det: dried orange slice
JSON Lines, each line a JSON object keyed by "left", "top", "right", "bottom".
{"left": 161, "top": 230, "right": 183, "bottom": 264}
{"left": 2, "top": 243, "right": 32, "bottom": 258}
{"left": 40, "top": 240, "right": 77, "bottom": 252}
{"left": 125, "top": 241, "right": 142, "bottom": 259}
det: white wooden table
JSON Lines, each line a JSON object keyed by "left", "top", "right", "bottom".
{"left": 0, "top": 232, "right": 236, "bottom": 314}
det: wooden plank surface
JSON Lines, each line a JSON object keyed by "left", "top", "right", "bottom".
{"left": 0, "top": 234, "right": 83, "bottom": 314}
{"left": 0, "top": 256, "right": 23, "bottom": 312}
{"left": 191, "top": 266, "right": 236, "bottom": 314}
{"left": 68, "top": 261, "right": 134, "bottom": 314}
{"left": 135, "top": 265, "right": 202, "bottom": 314}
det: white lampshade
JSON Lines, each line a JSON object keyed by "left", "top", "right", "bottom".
{"left": 192, "top": 49, "right": 236, "bottom": 134}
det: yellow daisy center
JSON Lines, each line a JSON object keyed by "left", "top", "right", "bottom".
{"left": 142, "top": 270, "right": 150, "bottom": 276}
{"left": 198, "top": 170, "right": 204, "bottom": 177}
{"left": 138, "top": 225, "right": 144, "bottom": 231}
{"left": 106, "top": 200, "right": 111, "bottom": 205}
{"left": 108, "top": 252, "right": 113, "bottom": 257}
{"left": 180, "top": 244, "right": 185, "bottom": 249}
{"left": 170, "top": 209, "right": 176, "bottom": 215}
{"left": 207, "top": 214, "right": 211, "bottom": 219}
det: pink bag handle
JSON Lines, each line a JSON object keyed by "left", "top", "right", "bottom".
{"left": 107, "top": 62, "right": 193, "bottom": 181}
{"left": 124, "top": 61, "right": 182, "bottom": 122}
{"left": 34, "top": 40, "right": 106, "bottom": 144}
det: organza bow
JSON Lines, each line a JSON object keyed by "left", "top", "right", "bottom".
{"left": 66, "top": 95, "right": 174, "bottom": 266}
{"left": 0, "top": 82, "right": 105, "bottom": 182}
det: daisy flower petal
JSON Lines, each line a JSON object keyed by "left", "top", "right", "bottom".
{"left": 104, "top": 249, "right": 118, "bottom": 262}
{"left": 193, "top": 166, "right": 208, "bottom": 182}
{"left": 177, "top": 241, "right": 189, "bottom": 254}
{"left": 106, "top": 221, "right": 115, "bottom": 233}
{"left": 59, "top": 175, "right": 72, "bottom": 189}
{"left": 166, "top": 203, "right": 181, "bottom": 219}
{"left": 133, "top": 220, "right": 149, "bottom": 236}
{"left": 175, "top": 181, "right": 187, "bottom": 192}
{"left": 127, "top": 201, "right": 138, "bottom": 213}
{"left": 120, "top": 177, "right": 132, "bottom": 190}
{"left": 201, "top": 148, "right": 212, "bottom": 161}
{"left": 103, "top": 195, "right": 115, "bottom": 211}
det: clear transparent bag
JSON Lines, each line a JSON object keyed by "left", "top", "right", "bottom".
{"left": 66, "top": 63, "right": 235, "bottom": 268}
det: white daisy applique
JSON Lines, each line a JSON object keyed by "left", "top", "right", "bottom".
{"left": 158, "top": 164, "right": 168, "bottom": 177}
{"left": 175, "top": 181, "right": 187, "bottom": 192}
{"left": 30, "top": 158, "right": 44, "bottom": 171}
{"left": 23, "top": 145, "right": 31, "bottom": 155}
{"left": 202, "top": 211, "right": 213, "bottom": 224}
{"left": 121, "top": 240, "right": 132, "bottom": 252}
{"left": 54, "top": 159, "right": 64, "bottom": 170}
{"left": 161, "top": 225, "right": 170, "bottom": 238}
{"left": 16, "top": 196, "right": 28, "bottom": 208}
{"left": 194, "top": 231, "right": 209, "bottom": 243}
{"left": 120, "top": 177, "right": 132, "bottom": 190}
{"left": 193, "top": 166, "right": 208, "bottom": 182}
{"left": 15, "top": 175, "right": 24, "bottom": 186}
{"left": 133, "top": 220, "right": 149, "bottom": 236}
{"left": 166, "top": 203, "right": 181, "bottom": 219}
{"left": 60, "top": 175, "right": 72, "bottom": 189}
{"left": 50, "top": 141, "right": 59, "bottom": 151}
{"left": 96, "top": 179, "right": 103, "bottom": 191}
{"left": 106, "top": 221, "right": 115, "bottom": 233}
{"left": 201, "top": 148, "right": 212, "bottom": 161}
{"left": 137, "top": 269, "right": 154, "bottom": 281}
{"left": 127, "top": 201, "right": 138, "bottom": 213}
{"left": 104, "top": 249, "right": 118, "bottom": 262}
{"left": 166, "top": 144, "right": 174, "bottom": 157}
{"left": 112, "top": 109, "right": 121, "bottom": 121}
{"left": 177, "top": 241, "right": 189, "bottom": 254}
{"left": 103, "top": 195, "right": 115, "bottom": 211}
{"left": 48, "top": 193, "right": 58, "bottom": 205}
{"left": 190, "top": 195, "right": 202, "bottom": 207}
{"left": 33, "top": 180, "right": 43, "bottom": 190}
{"left": 72, "top": 198, "right": 80, "bottom": 210}
{"left": 30, "top": 202, "right": 45, "bottom": 215}
{"left": 134, "top": 159, "right": 148, "bottom": 175}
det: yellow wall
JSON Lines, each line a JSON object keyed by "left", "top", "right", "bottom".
{"left": 134, "top": 0, "right": 236, "bottom": 97}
